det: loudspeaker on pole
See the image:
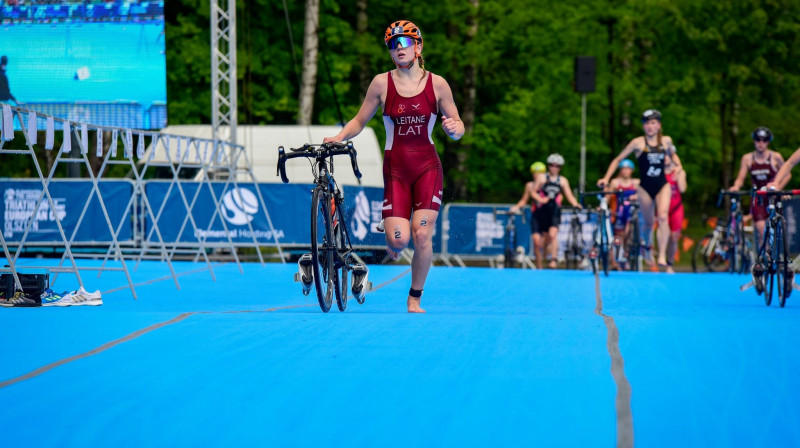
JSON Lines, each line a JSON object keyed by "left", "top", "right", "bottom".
{"left": 574, "top": 56, "right": 596, "bottom": 93}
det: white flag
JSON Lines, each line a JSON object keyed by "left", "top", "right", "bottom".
{"left": 148, "top": 134, "right": 156, "bottom": 160}
{"left": 96, "top": 130, "right": 103, "bottom": 157}
{"left": 27, "top": 112, "right": 37, "bottom": 145}
{"left": 1, "top": 104, "right": 13, "bottom": 141}
{"left": 137, "top": 133, "right": 145, "bottom": 158}
{"left": 80, "top": 123, "right": 88, "bottom": 155}
{"left": 45, "top": 116, "right": 54, "bottom": 150}
{"left": 124, "top": 130, "right": 133, "bottom": 158}
{"left": 110, "top": 129, "right": 118, "bottom": 157}
{"left": 62, "top": 122, "right": 72, "bottom": 154}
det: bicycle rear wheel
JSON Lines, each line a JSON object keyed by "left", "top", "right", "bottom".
{"left": 775, "top": 215, "right": 791, "bottom": 308}
{"left": 695, "top": 233, "right": 728, "bottom": 272}
{"left": 627, "top": 218, "right": 641, "bottom": 272}
{"left": 566, "top": 219, "right": 581, "bottom": 269}
{"left": 332, "top": 201, "right": 348, "bottom": 312}
{"left": 311, "top": 188, "right": 335, "bottom": 312}
{"left": 600, "top": 214, "right": 610, "bottom": 276}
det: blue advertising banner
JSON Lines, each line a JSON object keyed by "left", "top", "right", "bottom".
{"left": 442, "top": 204, "right": 597, "bottom": 259}
{"left": 1, "top": 180, "right": 134, "bottom": 243}
{"left": 442, "top": 204, "right": 532, "bottom": 257}
{"left": 144, "top": 181, "right": 307, "bottom": 245}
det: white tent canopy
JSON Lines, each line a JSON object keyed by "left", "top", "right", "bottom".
{"left": 146, "top": 125, "right": 384, "bottom": 187}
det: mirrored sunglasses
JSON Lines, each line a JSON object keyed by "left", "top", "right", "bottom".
{"left": 754, "top": 137, "right": 769, "bottom": 143}
{"left": 388, "top": 36, "right": 416, "bottom": 50}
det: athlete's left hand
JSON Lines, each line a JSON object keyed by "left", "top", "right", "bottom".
{"left": 441, "top": 115, "right": 461, "bottom": 138}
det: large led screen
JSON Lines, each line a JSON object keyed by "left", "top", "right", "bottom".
{"left": 0, "top": 1, "right": 166, "bottom": 129}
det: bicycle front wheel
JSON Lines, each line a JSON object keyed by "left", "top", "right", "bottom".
{"left": 311, "top": 188, "right": 335, "bottom": 312}
{"left": 776, "top": 215, "right": 791, "bottom": 308}
{"left": 600, "top": 214, "right": 610, "bottom": 276}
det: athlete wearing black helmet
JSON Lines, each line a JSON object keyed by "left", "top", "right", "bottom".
{"left": 597, "top": 109, "right": 682, "bottom": 269}
{"left": 729, "top": 126, "right": 784, "bottom": 242}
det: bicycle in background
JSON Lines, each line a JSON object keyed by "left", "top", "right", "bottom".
{"left": 613, "top": 194, "right": 642, "bottom": 272}
{"left": 277, "top": 141, "right": 372, "bottom": 312}
{"left": 562, "top": 207, "right": 586, "bottom": 270}
{"left": 580, "top": 190, "right": 617, "bottom": 276}
{"left": 745, "top": 188, "right": 800, "bottom": 307}
{"left": 693, "top": 191, "right": 753, "bottom": 274}
{"left": 493, "top": 208, "right": 527, "bottom": 269}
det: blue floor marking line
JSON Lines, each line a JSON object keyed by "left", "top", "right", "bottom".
{"left": 594, "top": 272, "right": 634, "bottom": 448}
{"left": 0, "top": 267, "right": 411, "bottom": 391}
{"left": 0, "top": 305, "right": 309, "bottom": 390}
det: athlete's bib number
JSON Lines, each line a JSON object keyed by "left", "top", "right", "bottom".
{"left": 646, "top": 166, "right": 662, "bottom": 177}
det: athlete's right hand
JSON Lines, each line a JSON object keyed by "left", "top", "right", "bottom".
{"left": 322, "top": 135, "right": 341, "bottom": 144}
{"left": 596, "top": 178, "right": 608, "bottom": 188}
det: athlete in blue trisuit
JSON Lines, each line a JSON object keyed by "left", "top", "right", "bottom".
{"left": 597, "top": 109, "right": 682, "bottom": 269}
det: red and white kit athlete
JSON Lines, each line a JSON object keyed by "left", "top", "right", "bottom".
{"left": 324, "top": 20, "right": 465, "bottom": 313}
{"left": 382, "top": 70, "right": 443, "bottom": 218}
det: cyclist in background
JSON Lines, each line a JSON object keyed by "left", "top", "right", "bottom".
{"left": 665, "top": 164, "right": 687, "bottom": 273}
{"left": 510, "top": 161, "right": 552, "bottom": 268}
{"left": 323, "top": 20, "right": 465, "bottom": 313}
{"left": 527, "top": 153, "right": 581, "bottom": 269}
{"left": 729, "top": 127, "right": 784, "bottom": 242}
{"left": 606, "top": 159, "right": 639, "bottom": 268}
{"left": 597, "top": 109, "right": 682, "bottom": 270}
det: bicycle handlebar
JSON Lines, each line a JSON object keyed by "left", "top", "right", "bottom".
{"left": 753, "top": 189, "right": 800, "bottom": 196}
{"left": 717, "top": 190, "right": 751, "bottom": 208}
{"left": 579, "top": 189, "right": 623, "bottom": 207}
{"left": 276, "top": 141, "right": 362, "bottom": 184}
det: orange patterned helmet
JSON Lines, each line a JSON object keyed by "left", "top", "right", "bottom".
{"left": 384, "top": 20, "right": 423, "bottom": 47}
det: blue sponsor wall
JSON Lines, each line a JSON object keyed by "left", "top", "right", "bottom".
{"left": 1, "top": 180, "right": 133, "bottom": 243}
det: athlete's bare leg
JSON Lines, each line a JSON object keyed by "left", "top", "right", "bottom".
{"left": 654, "top": 184, "right": 672, "bottom": 268}
{"left": 755, "top": 220, "right": 766, "bottom": 247}
{"left": 385, "top": 216, "right": 411, "bottom": 261}
{"left": 406, "top": 210, "right": 438, "bottom": 313}
{"left": 547, "top": 226, "right": 559, "bottom": 268}
{"left": 667, "top": 230, "right": 680, "bottom": 274}
{"left": 533, "top": 233, "right": 545, "bottom": 269}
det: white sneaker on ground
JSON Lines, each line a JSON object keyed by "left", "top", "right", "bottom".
{"left": 69, "top": 287, "right": 103, "bottom": 306}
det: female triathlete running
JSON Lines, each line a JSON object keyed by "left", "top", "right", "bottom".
{"left": 665, "top": 165, "right": 687, "bottom": 274}
{"left": 729, "top": 127, "right": 784, "bottom": 242}
{"left": 510, "top": 161, "right": 552, "bottom": 268}
{"left": 526, "top": 154, "right": 581, "bottom": 269}
{"left": 597, "top": 109, "right": 682, "bottom": 269}
{"left": 323, "top": 20, "right": 465, "bottom": 313}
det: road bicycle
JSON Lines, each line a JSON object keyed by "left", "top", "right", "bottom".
{"left": 580, "top": 190, "right": 615, "bottom": 276}
{"left": 562, "top": 207, "right": 585, "bottom": 270}
{"left": 277, "top": 141, "right": 371, "bottom": 312}
{"left": 746, "top": 188, "right": 800, "bottom": 307}
{"left": 494, "top": 208, "right": 525, "bottom": 268}
{"left": 692, "top": 191, "right": 752, "bottom": 274}
{"left": 612, "top": 194, "right": 642, "bottom": 272}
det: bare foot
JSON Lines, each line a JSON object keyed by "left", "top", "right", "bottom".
{"left": 386, "top": 247, "right": 400, "bottom": 261}
{"left": 666, "top": 265, "right": 675, "bottom": 274}
{"left": 548, "top": 260, "right": 558, "bottom": 269}
{"left": 657, "top": 255, "right": 668, "bottom": 267}
{"left": 407, "top": 296, "right": 426, "bottom": 313}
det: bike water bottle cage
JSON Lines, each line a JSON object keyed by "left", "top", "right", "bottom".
{"left": 409, "top": 288, "right": 423, "bottom": 298}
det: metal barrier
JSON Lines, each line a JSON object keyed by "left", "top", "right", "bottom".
{"left": 0, "top": 104, "right": 282, "bottom": 298}
{"left": 439, "top": 203, "right": 597, "bottom": 268}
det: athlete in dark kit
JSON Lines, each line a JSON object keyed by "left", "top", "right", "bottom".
{"left": 598, "top": 109, "right": 682, "bottom": 270}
